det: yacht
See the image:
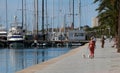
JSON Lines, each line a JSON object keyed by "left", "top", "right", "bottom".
{"left": 49, "top": 32, "right": 66, "bottom": 41}
{"left": 7, "top": 26, "right": 24, "bottom": 42}
{"left": 7, "top": 16, "right": 24, "bottom": 42}
{"left": 67, "top": 30, "right": 86, "bottom": 42}
{"left": 7, "top": 16, "right": 24, "bottom": 48}
{"left": 66, "top": 30, "right": 88, "bottom": 46}
{"left": 0, "top": 26, "right": 7, "bottom": 40}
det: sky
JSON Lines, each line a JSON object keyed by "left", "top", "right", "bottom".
{"left": 0, "top": 0, "right": 99, "bottom": 31}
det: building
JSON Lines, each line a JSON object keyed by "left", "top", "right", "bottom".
{"left": 92, "top": 17, "right": 99, "bottom": 27}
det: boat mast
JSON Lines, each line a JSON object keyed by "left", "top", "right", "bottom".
{"left": 52, "top": 0, "right": 54, "bottom": 33}
{"left": 6, "top": 0, "right": 8, "bottom": 31}
{"left": 45, "top": 0, "right": 48, "bottom": 32}
{"left": 69, "top": 0, "right": 72, "bottom": 30}
{"left": 24, "top": 0, "right": 27, "bottom": 32}
{"left": 78, "top": 0, "right": 81, "bottom": 30}
{"left": 72, "top": 0, "right": 74, "bottom": 29}
{"left": 58, "top": 0, "right": 61, "bottom": 32}
{"left": 36, "top": 0, "right": 38, "bottom": 38}
{"left": 33, "top": 0, "right": 38, "bottom": 40}
{"left": 42, "top": 0, "right": 45, "bottom": 40}
{"left": 22, "top": 0, "right": 24, "bottom": 29}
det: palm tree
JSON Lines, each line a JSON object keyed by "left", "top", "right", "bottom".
{"left": 94, "top": 0, "right": 120, "bottom": 52}
{"left": 117, "top": 0, "right": 120, "bottom": 52}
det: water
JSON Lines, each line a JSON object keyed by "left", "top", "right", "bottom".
{"left": 0, "top": 47, "right": 73, "bottom": 73}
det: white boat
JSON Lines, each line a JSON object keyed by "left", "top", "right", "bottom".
{"left": 67, "top": 30, "right": 86, "bottom": 42}
{"left": 0, "top": 26, "right": 7, "bottom": 39}
{"left": 7, "top": 26, "right": 24, "bottom": 42}
{"left": 7, "top": 16, "right": 24, "bottom": 42}
{"left": 49, "top": 32, "right": 66, "bottom": 41}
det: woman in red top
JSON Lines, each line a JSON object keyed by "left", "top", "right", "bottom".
{"left": 88, "top": 37, "right": 95, "bottom": 59}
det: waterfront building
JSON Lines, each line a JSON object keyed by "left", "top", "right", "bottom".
{"left": 92, "top": 17, "right": 99, "bottom": 27}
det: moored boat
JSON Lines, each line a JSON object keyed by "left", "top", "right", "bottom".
{"left": 0, "top": 25, "right": 7, "bottom": 40}
{"left": 7, "top": 16, "right": 25, "bottom": 48}
{"left": 7, "top": 26, "right": 24, "bottom": 42}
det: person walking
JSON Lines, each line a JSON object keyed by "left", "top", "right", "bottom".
{"left": 112, "top": 36, "right": 118, "bottom": 48}
{"left": 88, "top": 37, "right": 96, "bottom": 59}
{"left": 101, "top": 36, "right": 105, "bottom": 48}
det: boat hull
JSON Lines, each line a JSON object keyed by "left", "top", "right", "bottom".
{"left": 9, "top": 42, "right": 24, "bottom": 48}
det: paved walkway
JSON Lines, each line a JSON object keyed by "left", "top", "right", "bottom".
{"left": 17, "top": 39, "right": 120, "bottom": 73}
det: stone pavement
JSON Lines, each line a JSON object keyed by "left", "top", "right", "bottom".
{"left": 17, "top": 39, "right": 120, "bottom": 73}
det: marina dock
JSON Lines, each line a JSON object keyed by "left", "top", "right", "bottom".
{"left": 0, "top": 38, "right": 88, "bottom": 48}
{"left": 16, "top": 39, "right": 120, "bottom": 73}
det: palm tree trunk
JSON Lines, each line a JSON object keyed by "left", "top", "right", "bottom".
{"left": 117, "top": 5, "right": 120, "bottom": 53}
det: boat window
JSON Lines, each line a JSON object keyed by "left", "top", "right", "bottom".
{"left": 9, "top": 36, "right": 23, "bottom": 38}
{"left": 74, "top": 33, "right": 84, "bottom": 37}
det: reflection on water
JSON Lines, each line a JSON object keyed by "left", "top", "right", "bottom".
{"left": 0, "top": 47, "right": 72, "bottom": 73}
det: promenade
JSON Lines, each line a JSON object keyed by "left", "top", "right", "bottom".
{"left": 17, "top": 39, "right": 120, "bottom": 73}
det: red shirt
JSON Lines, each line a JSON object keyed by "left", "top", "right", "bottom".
{"left": 89, "top": 41, "right": 95, "bottom": 48}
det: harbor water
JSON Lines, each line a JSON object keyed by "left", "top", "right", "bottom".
{"left": 0, "top": 47, "right": 75, "bottom": 73}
